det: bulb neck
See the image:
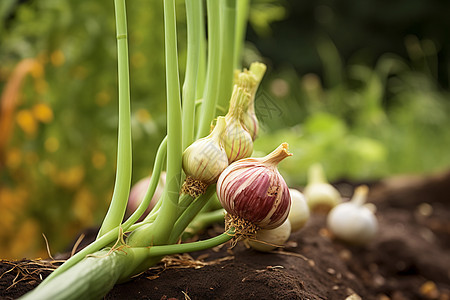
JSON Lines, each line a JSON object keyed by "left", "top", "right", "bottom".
{"left": 308, "top": 163, "right": 327, "bottom": 184}
{"left": 261, "top": 143, "right": 292, "bottom": 167}
{"left": 227, "top": 87, "right": 251, "bottom": 120}
{"left": 351, "top": 185, "right": 369, "bottom": 206}
{"left": 211, "top": 116, "right": 226, "bottom": 142}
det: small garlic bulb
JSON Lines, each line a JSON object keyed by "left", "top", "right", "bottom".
{"left": 303, "top": 163, "right": 341, "bottom": 213}
{"left": 248, "top": 218, "right": 291, "bottom": 252}
{"left": 288, "top": 188, "right": 310, "bottom": 232}
{"left": 327, "top": 185, "right": 378, "bottom": 245}
{"left": 222, "top": 86, "right": 253, "bottom": 163}
{"left": 217, "top": 143, "right": 292, "bottom": 235}
{"left": 182, "top": 117, "right": 228, "bottom": 196}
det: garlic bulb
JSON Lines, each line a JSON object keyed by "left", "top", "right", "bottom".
{"left": 126, "top": 172, "right": 166, "bottom": 220}
{"left": 217, "top": 143, "right": 292, "bottom": 235}
{"left": 248, "top": 218, "right": 291, "bottom": 252}
{"left": 222, "top": 86, "right": 253, "bottom": 163}
{"left": 327, "top": 185, "right": 378, "bottom": 245}
{"left": 182, "top": 117, "right": 228, "bottom": 196}
{"left": 288, "top": 188, "right": 310, "bottom": 232}
{"left": 303, "top": 163, "right": 341, "bottom": 213}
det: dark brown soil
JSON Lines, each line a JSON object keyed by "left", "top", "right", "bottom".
{"left": 1, "top": 171, "right": 450, "bottom": 300}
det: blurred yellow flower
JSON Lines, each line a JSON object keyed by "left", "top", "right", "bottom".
{"left": 9, "top": 219, "right": 41, "bottom": 259}
{"left": 50, "top": 50, "right": 65, "bottom": 66}
{"left": 16, "top": 109, "right": 37, "bottom": 136}
{"left": 73, "top": 187, "right": 95, "bottom": 225}
{"left": 5, "top": 148, "right": 22, "bottom": 169}
{"left": 53, "top": 166, "right": 85, "bottom": 189}
{"left": 30, "top": 61, "right": 44, "bottom": 79}
{"left": 32, "top": 103, "right": 54, "bottom": 123}
{"left": 92, "top": 151, "right": 106, "bottom": 169}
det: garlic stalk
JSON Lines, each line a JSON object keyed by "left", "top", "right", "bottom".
{"left": 303, "top": 163, "right": 341, "bottom": 213}
{"left": 327, "top": 185, "right": 378, "bottom": 245}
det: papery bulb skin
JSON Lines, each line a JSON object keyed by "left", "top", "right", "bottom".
{"left": 223, "top": 86, "right": 254, "bottom": 163}
{"left": 241, "top": 63, "right": 267, "bottom": 141}
{"left": 327, "top": 185, "right": 378, "bottom": 245}
{"left": 217, "top": 143, "right": 292, "bottom": 233}
{"left": 242, "top": 104, "right": 259, "bottom": 141}
{"left": 288, "top": 188, "right": 310, "bottom": 232}
{"left": 126, "top": 172, "right": 166, "bottom": 221}
{"left": 248, "top": 218, "right": 291, "bottom": 252}
{"left": 182, "top": 117, "right": 228, "bottom": 197}
{"left": 303, "top": 163, "right": 341, "bottom": 213}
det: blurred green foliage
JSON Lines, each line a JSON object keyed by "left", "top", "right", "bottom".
{"left": 0, "top": 0, "right": 171, "bottom": 258}
{"left": 253, "top": 35, "right": 450, "bottom": 186}
{"left": 1, "top": 0, "right": 449, "bottom": 259}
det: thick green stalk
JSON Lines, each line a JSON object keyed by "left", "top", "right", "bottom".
{"left": 133, "top": 0, "right": 182, "bottom": 246}
{"left": 216, "top": 0, "right": 237, "bottom": 111}
{"left": 234, "top": 0, "right": 250, "bottom": 69}
{"left": 97, "top": 0, "right": 132, "bottom": 238}
{"left": 123, "top": 136, "right": 167, "bottom": 227}
{"left": 182, "top": 208, "right": 225, "bottom": 240}
{"left": 196, "top": 0, "right": 206, "bottom": 100}
{"left": 168, "top": 185, "right": 216, "bottom": 243}
{"left": 196, "top": 0, "right": 221, "bottom": 139}
{"left": 182, "top": 0, "right": 202, "bottom": 150}
{"left": 41, "top": 137, "right": 167, "bottom": 283}
{"left": 148, "top": 229, "right": 234, "bottom": 256}
{"left": 22, "top": 230, "right": 234, "bottom": 300}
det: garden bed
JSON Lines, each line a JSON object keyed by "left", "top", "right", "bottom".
{"left": 1, "top": 171, "right": 450, "bottom": 300}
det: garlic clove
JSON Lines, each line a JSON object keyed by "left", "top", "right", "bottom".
{"left": 248, "top": 218, "right": 291, "bottom": 252}
{"left": 288, "top": 188, "right": 310, "bottom": 232}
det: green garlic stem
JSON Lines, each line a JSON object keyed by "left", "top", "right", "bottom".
{"left": 196, "top": 0, "right": 221, "bottom": 139}
{"left": 216, "top": 0, "right": 237, "bottom": 112}
{"left": 182, "top": 0, "right": 202, "bottom": 150}
{"left": 147, "top": 0, "right": 182, "bottom": 246}
{"left": 149, "top": 228, "right": 234, "bottom": 256}
{"left": 169, "top": 185, "right": 216, "bottom": 243}
{"left": 97, "top": 0, "right": 132, "bottom": 239}
{"left": 234, "top": 0, "right": 250, "bottom": 69}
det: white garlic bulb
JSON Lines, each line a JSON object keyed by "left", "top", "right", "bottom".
{"left": 327, "top": 185, "right": 378, "bottom": 245}
{"left": 288, "top": 188, "right": 310, "bottom": 232}
{"left": 248, "top": 218, "right": 292, "bottom": 252}
{"left": 303, "top": 163, "right": 341, "bottom": 213}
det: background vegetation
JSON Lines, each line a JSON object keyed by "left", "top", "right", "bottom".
{"left": 1, "top": 0, "right": 449, "bottom": 259}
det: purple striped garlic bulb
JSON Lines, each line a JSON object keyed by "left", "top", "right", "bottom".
{"left": 217, "top": 143, "right": 292, "bottom": 232}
